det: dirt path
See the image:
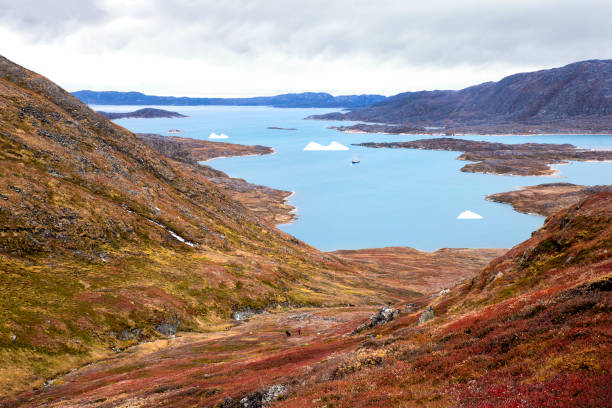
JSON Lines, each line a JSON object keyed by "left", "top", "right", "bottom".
{"left": 8, "top": 306, "right": 381, "bottom": 407}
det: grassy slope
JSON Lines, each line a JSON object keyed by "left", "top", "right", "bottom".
{"left": 4, "top": 193, "right": 608, "bottom": 408}
{"left": 0, "top": 56, "right": 402, "bottom": 396}
{"left": 276, "top": 192, "right": 612, "bottom": 407}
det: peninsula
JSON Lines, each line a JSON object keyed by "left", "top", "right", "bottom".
{"left": 354, "top": 137, "right": 612, "bottom": 176}
{"left": 486, "top": 183, "right": 612, "bottom": 216}
{"left": 96, "top": 107, "right": 187, "bottom": 119}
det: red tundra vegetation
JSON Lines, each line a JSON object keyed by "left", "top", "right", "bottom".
{"left": 5, "top": 193, "right": 610, "bottom": 407}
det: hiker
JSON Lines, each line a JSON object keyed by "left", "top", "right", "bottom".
{"left": 297, "top": 327, "right": 302, "bottom": 335}
{"left": 285, "top": 330, "right": 291, "bottom": 337}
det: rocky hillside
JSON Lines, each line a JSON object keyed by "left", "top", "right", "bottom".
{"left": 5, "top": 193, "right": 609, "bottom": 407}
{"left": 277, "top": 192, "right": 612, "bottom": 407}
{"left": 0, "top": 56, "right": 398, "bottom": 396}
{"left": 311, "top": 60, "right": 612, "bottom": 133}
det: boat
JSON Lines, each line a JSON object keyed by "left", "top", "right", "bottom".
{"left": 351, "top": 154, "right": 360, "bottom": 164}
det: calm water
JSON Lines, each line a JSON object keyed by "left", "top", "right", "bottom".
{"left": 98, "top": 105, "right": 612, "bottom": 251}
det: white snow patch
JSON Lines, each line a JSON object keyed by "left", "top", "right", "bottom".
{"left": 209, "top": 132, "right": 229, "bottom": 139}
{"left": 457, "top": 210, "right": 483, "bottom": 219}
{"left": 303, "top": 141, "right": 349, "bottom": 151}
{"left": 149, "top": 219, "right": 195, "bottom": 246}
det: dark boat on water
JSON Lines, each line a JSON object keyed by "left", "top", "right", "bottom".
{"left": 351, "top": 154, "right": 360, "bottom": 164}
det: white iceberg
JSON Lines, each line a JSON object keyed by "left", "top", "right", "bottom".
{"left": 326, "top": 141, "right": 349, "bottom": 150}
{"left": 304, "top": 142, "right": 327, "bottom": 151}
{"left": 457, "top": 210, "right": 483, "bottom": 219}
{"left": 303, "top": 141, "right": 349, "bottom": 151}
{"left": 209, "top": 132, "right": 229, "bottom": 139}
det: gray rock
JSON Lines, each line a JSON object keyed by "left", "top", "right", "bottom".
{"left": 240, "top": 391, "right": 263, "bottom": 408}
{"left": 155, "top": 321, "right": 180, "bottom": 337}
{"left": 352, "top": 306, "right": 399, "bottom": 334}
{"left": 263, "top": 384, "right": 287, "bottom": 404}
{"left": 220, "top": 397, "right": 235, "bottom": 407}
{"left": 418, "top": 306, "right": 435, "bottom": 324}
{"left": 117, "top": 327, "right": 141, "bottom": 341}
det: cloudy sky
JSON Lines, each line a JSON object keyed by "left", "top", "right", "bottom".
{"left": 1, "top": 0, "right": 610, "bottom": 97}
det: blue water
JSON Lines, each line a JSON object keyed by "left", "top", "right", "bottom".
{"left": 97, "top": 105, "right": 612, "bottom": 251}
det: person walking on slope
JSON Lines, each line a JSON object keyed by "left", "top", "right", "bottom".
{"left": 297, "top": 327, "right": 302, "bottom": 335}
{"left": 285, "top": 330, "right": 291, "bottom": 337}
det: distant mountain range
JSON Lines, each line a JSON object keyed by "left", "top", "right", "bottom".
{"left": 72, "top": 90, "right": 387, "bottom": 108}
{"left": 309, "top": 60, "right": 612, "bottom": 134}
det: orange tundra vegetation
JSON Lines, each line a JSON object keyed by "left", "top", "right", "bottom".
{"left": 0, "top": 53, "right": 610, "bottom": 408}
{"left": 0, "top": 55, "right": 418, "bottom": 397}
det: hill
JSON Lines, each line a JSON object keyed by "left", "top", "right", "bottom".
{"left": 0, "top": 55, "right": 399, "bottom": 396}
{"left": 310, "top": 60, "right": 612, "bottom": 134}
{"left": 5, "top": 192, "right": 609, "bottom": 407}
{"left": 72, "top": 90, "right": 387, "bottom": 109}
{"left": 96, "top": 108, "right": 187, "bottom": 119}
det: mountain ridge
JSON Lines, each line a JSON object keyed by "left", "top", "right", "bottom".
{"left": 72, "top": 90, "right": 387, "bottom": 108}
{"left": 309, "top": 59, "right": 612, "bottom": 134}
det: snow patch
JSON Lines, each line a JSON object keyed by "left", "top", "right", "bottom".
{"left": 209, "top": 132, "right": 229, "bottom": 139}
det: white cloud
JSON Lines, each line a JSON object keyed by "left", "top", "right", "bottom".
{"left": 0, "top": 0, "right": 610, "bottom": 96}
{"left": 209, "top": 132, "right": 229, "bottom": 139}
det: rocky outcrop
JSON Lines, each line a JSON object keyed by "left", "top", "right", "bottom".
{"left": 418, "top": 306, "right": 434, "bottom": 324}
{"left": 220, "top": 384, "right": 287, "bottom": 408}
{"left": 354, "top": 138, "right": 612, "bottom": 176}
{"left": 352, "top": 307, "right": 399, "bottom": 334}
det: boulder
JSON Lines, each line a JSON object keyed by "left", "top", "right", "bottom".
{"left": 418, "top": 306, "right": 434, "bottom": 324}
{"left": 352, "top": 307, "right": 399, "bottom": 334}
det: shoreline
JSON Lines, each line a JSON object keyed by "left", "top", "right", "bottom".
{"left": 198, "top": 147, "right": 276, "bottom": 163}
{"left": 338, "top": 128, "right": 612, "bottom": 137}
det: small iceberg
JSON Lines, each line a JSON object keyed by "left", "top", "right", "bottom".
{"left": 326, "top": 141, "right": 349, "bottom": 150}
{"left": 209, "top": 132, "right": 229, "bottom": 139}
{"left": 457, "top": 210, "right": 483, "bottom": 219}
{"left": 303, "top": 141, "right": 349, "bottom": 151}
{"left": 304, "top": 142, "right": 326, "bottom": 151}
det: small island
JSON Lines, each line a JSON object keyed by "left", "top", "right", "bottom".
{"left": 354, "top": 138, "right": 612, "bottom": 176}
{"left": 96, "top": 108, "right": 188, "bottom": 119}
{"left": 267, "top": 126, "right": 297, "bottom": 130}
{"left": 486, "top": 183, "right": 612, "bottom": 216}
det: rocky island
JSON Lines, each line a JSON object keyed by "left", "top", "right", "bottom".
{"left": 96, "top": 107, "right": 187, "bottom": 119}
{"left": 354, "top": 137, "right": 612, "bottom": 176}
{"left": 486, "top": 183, "right": 612, "bottom": 216}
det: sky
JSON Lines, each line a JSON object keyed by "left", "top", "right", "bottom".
{"left": 0, "top": 0, "right": 610, "bottom": 97}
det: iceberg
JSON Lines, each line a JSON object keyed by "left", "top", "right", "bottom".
{"left": 303, "top": 141, "right": 349, "bottom": 151}
{"left": 326, "top": 141, "right": 349, "bottom": 150}
{"left": 457, "top": 210, "right": 483, "bottom": 219}
{"left": 209, "top": 132, "right": 229, "bottom": 139}
{"left": 304, "top": 142, "right": 327, "bottom": 151}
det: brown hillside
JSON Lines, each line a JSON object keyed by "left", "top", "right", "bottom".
{"left": 0, "top": 56, "right": 400, "bottom": 396}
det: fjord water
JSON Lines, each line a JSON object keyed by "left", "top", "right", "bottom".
{"left": 101, "top": 105, "right": 612, "bottom": 251}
